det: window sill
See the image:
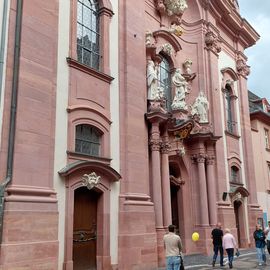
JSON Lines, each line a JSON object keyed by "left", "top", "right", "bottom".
{"left": 229, "top": 181, "right": 244, "bottom": 187}
{"left": 225, "top": 130, "right": 240, "bottom": 139}
{"left": 67, "top": 150, "right": 111, "bottom": 165}
{"left": 265, "top": 148, "right": 270, "bottom": 152}
{"left": 66, "top": 57, "right": 114, "bottom": 83}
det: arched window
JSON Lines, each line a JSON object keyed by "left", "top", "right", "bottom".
{"left": 225, "top": 84, "right": 234, "bottom": 133}
{"left": 75, "top": 124, "right": 101, "bottom": 156}
{"left": 77, "top": 0, "right": 100, "bottom": 69}
{"left": 230, "top": 166, "right": 239, "bottom": 183}
{"left": 158, "top": 57, "right": 172, "bottom": 110}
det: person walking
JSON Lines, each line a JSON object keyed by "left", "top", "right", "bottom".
{"left": 211, "top": 222, "right": 224, "bottom": 267}
{"left": 264, "top": 221, "right": 270, "bottom": 255}
{"left": 222, "top": 228, "right": 238, "bottom": 269}
{"left": 163, "top": 224, "right": 183, "bottom": 270}
{"left": 254, "top": 224, "right": 266, "bottom": 266}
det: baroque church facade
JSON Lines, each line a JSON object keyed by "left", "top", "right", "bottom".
{"left": 0, "top": 0, "right": 263, "bottom": 269}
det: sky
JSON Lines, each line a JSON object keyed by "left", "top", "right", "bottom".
{"left": 238, "top": 0, "right": 270, "bottom": 100}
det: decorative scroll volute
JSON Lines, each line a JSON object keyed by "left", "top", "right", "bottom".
{"left": 205, "top": 31, "right": 221, "bottom": 54}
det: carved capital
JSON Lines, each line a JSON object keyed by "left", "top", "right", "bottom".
{"left": 205, "top": 31, "right": 221, "bottom": 54}
{"left": 161, "top": 141, "right": 171, "bottom": 154}
{"left": 236, "top": 59, "right": 250, "bottom": 77}
{"left": 206, "top": 155, "right": 215, "bottom": 165}
{"left": 82, "top": 172, "right": 101, "bottom": 190}
{"left": 191, "top": 153, "right": 207, "bottom": 163}
{"left": 149, "top": 137, "right": 161, "bottom": 151}
{"left": 197, "top": 153, "right": 206, "bottom": 163}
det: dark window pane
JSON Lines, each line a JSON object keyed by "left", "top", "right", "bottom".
{"left": 77, "top": 0, "right": 100, "bottom": 69}
{"left": 75, "top": 124, "right": 101, "bottom": 156}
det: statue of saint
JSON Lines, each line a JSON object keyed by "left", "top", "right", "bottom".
{"left": 171, "top": 68, "right": 189, "bottom": 110}
{"left": 191, "top": 92, "right": 209, "bottom": 123}
{"left": 147, "top": 60, "right": 164, "bottom": 100}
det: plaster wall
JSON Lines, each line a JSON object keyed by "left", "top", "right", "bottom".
{"left": 252, "top": 120, "right": 270, "bottom": 192}
{"left": 54, "top": 0, "right": 70, "bottom": 268}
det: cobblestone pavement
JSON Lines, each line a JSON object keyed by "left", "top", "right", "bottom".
{"left": 159, "top": 249, "right": 270, "bottom": 270}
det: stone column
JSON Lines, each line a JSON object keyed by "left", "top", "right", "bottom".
{"left": 206, "top": 155, "right": 217, "bottom": 225}
{"left": 150, "top": 122, "right": 163, "bottom": 228}
{"left": 161, "top": 134, "right": 172, "bottom": 227}
{"left": 197, "top": 154, "right": 210, "bottom": 226}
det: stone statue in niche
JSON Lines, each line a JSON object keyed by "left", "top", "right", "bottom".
{"left": 147, "top": 60, "right": 164, "bottom": 100}
{"left": 171, "top": 68, "right": 189, "bottom": 110}
{"left": 191, "top": 91, "right": 209, "bottom": 123}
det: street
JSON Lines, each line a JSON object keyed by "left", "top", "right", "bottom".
{"left": 183, "top": 250, "right": 268, "bottom": 270}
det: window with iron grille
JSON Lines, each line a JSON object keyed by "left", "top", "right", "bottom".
{"left": 75, "top": 124, "right": 101, "bottom": 156}
{"left": 158, "top": 57, "right": 171, "bottom": 110}
{"left": 77, "top": 0, "right": 100, "bottom": 70}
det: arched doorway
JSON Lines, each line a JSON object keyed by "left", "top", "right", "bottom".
{"left": 73, "top": 187, "right": 100, "bottom": 270}
{"left": 233, "top": 200, "right": 242, "bottom": 246}
{"left": 170, "top": 183, "right": 180, "bottom": 234}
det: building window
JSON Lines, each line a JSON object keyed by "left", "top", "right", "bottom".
{"left": 158, "top": 57, "right": 171, "bottom": 110}
{"left": 230, "top": 166, "right": 239, "bottom": 183}
{"left": 75, "top": 124, "right": 101, "bottom": 156}
{"left": 77, "top": 0, "right": 100, "bottom": 70}
{"left": 265, "top": 129, "right": 270, "bottom": 149}
{"left": 225, "top": 85, "right": 236, "bottom": 133}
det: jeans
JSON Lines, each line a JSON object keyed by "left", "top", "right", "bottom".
{"left": 213, "top": 245, "right": 224, "bottom": 265}
{"left": 226, "top": 248, "right": 234, "bottom": 266}
{"left": 256, "top": 247, "right": 266, "bottom": 264}
{"left": 166, "top": 256, "right": 181, "bottom": 270}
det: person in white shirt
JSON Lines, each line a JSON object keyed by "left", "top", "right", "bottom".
{"left": 264, "top": 221, "right": 270, "bottom": 254}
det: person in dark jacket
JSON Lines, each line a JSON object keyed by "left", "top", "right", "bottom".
{"left": 254, "top": 224, "right": 266, "bottom": 266}
{"left": 211, "top": 222, "right": 224, "bottom": 267}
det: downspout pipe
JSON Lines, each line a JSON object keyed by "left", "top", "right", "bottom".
{"left": 0, "top": 0, "right": 9, "bottom": 103}
{"left": 0, "top": 0, "right": 23, "bottom": 243}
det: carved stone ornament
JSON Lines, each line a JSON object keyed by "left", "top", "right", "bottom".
{"left": 147, "top": 60, "right": 165, "bottom": 100}
{"left": 158, "top": 43, "right": 174, "bottom": 57}
{"left": 191, "top": 92, "right": 209, "bottom": 123}
{"left": 82, "top": 172, "right": 101, "bottom": 190}
{"left": 169, "top": 23, "right": 184, "bottom": 37}
{"left": 145, "top": 30, "right": 155, "bottom": 47}
{"left": 171, "top": 68, "right": 189, "bottom": 110}
{"left": 205, "top": 31, "right": 221, "bottom": 54}
{"left": 236, "top": 59, "right": 250, "bottom": 77}
{"left": 161, "top": 141, "right": 171, "bottom": 154}
{"left": 164, "top": 0, "right": 188, "bottom": 16}
{"left": 206, "top": 155, "right": 215, "bottom": 165}
{"left": 183, "top": 59, "right": 192, "bottom": 74}
{"left": 149, "top": 137, "right": 161, "bottom": 151}
{"left": 176, "top": 146, "right": 185, "bottom": 156}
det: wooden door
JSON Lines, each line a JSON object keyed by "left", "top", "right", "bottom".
{"left": 73, "top": 187, "right": 99, "bottom": 270}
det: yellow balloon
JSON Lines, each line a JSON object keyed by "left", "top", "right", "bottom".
{"left": 192, "top": 232, "right": 199, "bottom": 242}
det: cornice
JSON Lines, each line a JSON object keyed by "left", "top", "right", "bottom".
{"left": 208, "top": 0, "right": 260, "bottom": 48}
{"left": 250, "top": 111, "right": 270, "bottom": 125}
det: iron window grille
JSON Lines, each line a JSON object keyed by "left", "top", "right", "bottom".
{"left": 75, "top": 124, "right": 101, "bottom": 156}
{"left": 77, "top": 0, "right": 100, "bottom": 70}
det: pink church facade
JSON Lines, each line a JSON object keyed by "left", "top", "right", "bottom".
{"left": 0, "top": 0, "right": 263, "bottom": 269}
